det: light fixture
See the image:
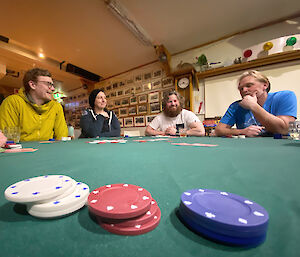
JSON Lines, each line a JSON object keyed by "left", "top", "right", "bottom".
{"left": 38, "top": 52, "right": 45, "bottom": 58}
{"left": 104, "top": 0, "right": 153, "bottom": 46}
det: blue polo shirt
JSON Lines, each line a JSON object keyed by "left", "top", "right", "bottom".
{"left": 220, "top": 90, "right": 297, "bottom": 129}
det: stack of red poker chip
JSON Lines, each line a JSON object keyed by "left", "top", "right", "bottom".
{"left": 88, "top": 184, "right": 161, "bottom": 235}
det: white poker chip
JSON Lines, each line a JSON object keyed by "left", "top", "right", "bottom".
{"left": 4, "top": 175, "right": 74, "bottom": 203}
{"left": 37, "top": 178, "right": 77, "bottom": 204}
{"left": 27, "top": 182, "right": 89, "bottom": 218}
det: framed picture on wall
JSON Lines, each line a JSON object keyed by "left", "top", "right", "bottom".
{"left": 118, "top": 118, "right": 124, "bottom": 128}
{"left": 117, "top": 90, "right": 124, "bottom": 97}
{"left": 135, "top": 84, "right": 143, "bottom": 93}
{"left": 130, "top": 96, "right": 138, "bottom": 105}
{"left": 119, "top": 107, "right": 128, "bottom": 117}
{"left": 121, "top": 98, "right": 130, "bottom": 106}
{"left": 162, "top": 77, "right": 174, "bottom": 88}
{"left": 134, "top": 116, "right": 145, "bottom": 127}
{"left": 148, "top": 92, "right": 160, "bottom": 103}
{"left": 150, "top": 102, "right": 161, "bottom": 114}
{"left": 152, "top": 79, "right": 162, "bottom": 90}
{"left": 114, "top": 99, "right": 121, "bottom": 107}
{"left": 143, "top": 72, "right": 152, "bottom": 81}
{"left": 106, "top": 85, "right": 112, "bottom": 91}
{"left": 113, "top": 108, "right": 119, "bottom": 117}
{"left": 119, "top": 81, "right": 126, "bottom": 87}
{"left": 124, "top": 117, "right": 134, "bottom": 127}
{"left": 126, "top": 77, "right": 134, "bottom": 84}
{"left": 146, "top": 115, "right": 157, "bottom": 125}
{"left": 128, "top": 106, "right": 137, "bottom": 116}
{"left": 110, "top": 91, "right": 116, "bottom": 98}
{"left": 143, "top": 82, "right": 152, "bottom": 91}
{"left": 107, "top": 101, "right": 114, "bottom": 109}
{"left": 138, "top": 94, "right": 147, "bottom": 104}
{"left": 135, "top": 74, "right": 142, "bottom": 83}
{"left": 124, "top": 88, "right": 131, "bottom": 96}
{"left": 112, "top": 82, "right": 118, "bottom": 89}
{"left": 138, "top": 104, "right": 148, "bottom": 114}
{"left": 152, "top": 69, "right": 163, "bottom": 79}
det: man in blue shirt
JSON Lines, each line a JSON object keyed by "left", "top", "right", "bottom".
{"left": 215, "top": 70, "right": 297, "bottom": 137}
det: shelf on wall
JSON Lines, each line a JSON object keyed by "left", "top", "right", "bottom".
{"left": 196, "top": 50, "right": 300, "bottom": 79}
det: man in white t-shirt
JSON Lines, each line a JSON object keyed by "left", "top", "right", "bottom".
{"left": 145, "top": 91, "right": 205, "bottom": 136}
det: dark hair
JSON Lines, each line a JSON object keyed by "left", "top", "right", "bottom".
{"left": 89, "top": 89, "right": 105, "bottom": 109}
{"left": 23, "top": 68, "right": 52, "bottom": 93}
{"left": 162, "top": 91, "right": 184, "bottom": 110}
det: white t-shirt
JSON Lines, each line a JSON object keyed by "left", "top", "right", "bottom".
{"left": 149, "top": 109, "right": 200, "bottom": 132}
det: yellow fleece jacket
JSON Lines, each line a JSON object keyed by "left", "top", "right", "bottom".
{"left": 0, "top": 88, "right": 68, "bottom": 141}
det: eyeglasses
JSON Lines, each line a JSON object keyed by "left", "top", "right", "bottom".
{"left": 36, "top": 80, "right": 55, "bottom": 89}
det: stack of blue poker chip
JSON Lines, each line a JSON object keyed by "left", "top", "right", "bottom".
{"left": 178, "top": 189, "right": 269, "bottom": 247}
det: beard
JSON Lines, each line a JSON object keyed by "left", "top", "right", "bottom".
{"left": 164, "top": 105, "right": 182, "bottom": 117}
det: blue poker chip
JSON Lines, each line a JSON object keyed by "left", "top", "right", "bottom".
{"left": 179, "top": 203, "right": 266, "bottom": 238}
{"left": 178, "top": 207, "right": 266, "bottom": 247}
{"left": 180, "top": 189, "right": 269, "bottom": 235}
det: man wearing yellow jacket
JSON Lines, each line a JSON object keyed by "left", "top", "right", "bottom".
{"left": 0, "top": 68, "right": 68, "bottom": 141}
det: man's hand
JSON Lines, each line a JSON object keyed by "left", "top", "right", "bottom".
{"left": 239, "top": 94, "right": 258, "bottom": 110}
{"left": 165, "top": 126, "right": 177, "bottom": 135}
{"left": 241, "top": 125, "right": 264, "bottom": 137}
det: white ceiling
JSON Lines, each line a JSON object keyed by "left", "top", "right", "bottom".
{"left": 1, "top": 0, "right": 300, "bottom": 94}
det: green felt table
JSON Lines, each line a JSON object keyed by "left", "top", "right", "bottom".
{"left": 0, "top": 136, "right": 299, "bottom": 257}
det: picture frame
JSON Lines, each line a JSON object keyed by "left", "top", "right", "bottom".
{"left": 106, "top": 85, "right": 112, "bottom": 91}
{"left": 148, "top": 92, "right": 160, "bottom": 103}
{"left": 135, "top": 74, "right": 142, "bottom": 83}
{"left": 123, "top": 88, "right": 131, "bottom": 96}
{"left": 138, "top": 104, "right": 148, "bottom": 114}
{"left": 135, "top": 84, "right": 143, "bottom": 93}
{"left": 134, "top": 116, "right": 145, "bottom": 127}
{"left": 110, "top": 91, "right": 116, "bottom": 98}
{"left": 118, "top": 118, "right": 124, "bottom": 128}
{"left": 114, "top": 99, "right": 121, "bottom": 107}
{"left": 119, "top": 81, "right": 126, "bottom": 87}
{"left": 152, "top": 68, "right": 163, "bottom": 79}
{"left": 113, "top": 108, "right": 119, "bottom": 117}
{"left": 128, "top": 106, "right": 137, "bottom": 116}
{"left": 162, "top": 77, "right": 174, "bottom": 88}
{"left": 138, "top": 94, "right": 147, "bottom": 104}
{"left": 143, "top": 82, "right": 152, "bottom": 91}
{"left": 119, "top": 107, "right": 128, "bottom": 117}
{"left": 117, "top": 90, "right": 124, "bottom": 97}
{"left": 121, "top": 98, "right": 130, "bottom": 106}
{"left": 152, "top": 79, "right": 162, "bottom": 90}
{"left": 124, "top": 117, "right": 134, "bottom": 127}
{"left": 143, "top": 72, "right": 152, "bottom": 81}
{"left": 130, "top": 96, "right": 138, "bottom": 105}
{"left": 112, "top": 82, "right": 118, "bottom": 89}
{"left": 150, "top": 102, "right": 161, "bottom": 113}
{"left": 146, "top": 115, "right": 157, "bottom": 125}
{"left": 126, "top": 77, "right": 134, "bottom": 84}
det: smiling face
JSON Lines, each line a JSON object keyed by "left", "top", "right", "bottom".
{"left": 94, "top": 91, "right": 107, "bottom": 110}
{"left": 238, "top": 76, "right": 268, "bottom": 99}
{"left": 164, "top": 94, "right": 182, "bottom": 117}
{"left": 28, "top": 75, "right": 55, "bottom": 105}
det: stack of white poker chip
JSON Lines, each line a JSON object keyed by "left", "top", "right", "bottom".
{"left": 4, "top": 175, "right": 90, "bottom": 218}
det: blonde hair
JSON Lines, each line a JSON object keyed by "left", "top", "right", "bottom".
{"left": 238, "top": 70, "right": 271, "bottom": 92}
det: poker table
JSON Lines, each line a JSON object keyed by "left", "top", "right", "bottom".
{"left": 1, "top": 136, "right": 299, "bottom": 257}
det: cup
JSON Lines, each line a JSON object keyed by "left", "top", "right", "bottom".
{"left": 179, "top": 128, "right": 187, "bottom": 137}
{"left": 4, "top": 127, "right": 21, "bottom": 143}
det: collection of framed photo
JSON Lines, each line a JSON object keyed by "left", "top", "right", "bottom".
{"left": 63, "top": 67, "right": 175, "bottom": 128}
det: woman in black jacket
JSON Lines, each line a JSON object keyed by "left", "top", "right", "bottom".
{"left": 79, "top": 89, "right": 120, "bottom": 138}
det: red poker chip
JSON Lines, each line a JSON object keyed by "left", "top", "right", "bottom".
{"left": 88, "top": 184, "right": 152, "bottom": 219}
{"left": 98, "top": 199, "right": 159, "bottom": 227}
{"left": 98, "top": 206, "right": 161, "bottom": 235}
